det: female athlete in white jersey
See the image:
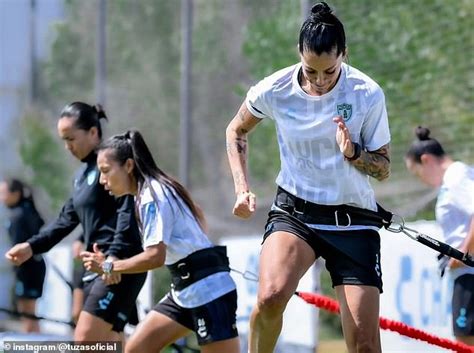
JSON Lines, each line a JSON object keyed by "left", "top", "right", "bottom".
{"left": 406, "top": 126, "right": 474, "bottom": 345}
{"left": 226, "top": 2, "right": 391, "bottom": 353}
{"left": 81, "top": 130, "right": 240, "bottom": 353}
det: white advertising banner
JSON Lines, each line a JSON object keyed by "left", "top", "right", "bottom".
{"left": 380, "top": 221, "right": 453, "bottom": 352}
{"left": 26, "top": 220, "right": 458, "bottom": 353}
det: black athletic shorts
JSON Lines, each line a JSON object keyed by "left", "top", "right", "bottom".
{"left": 14, "top": 256, "right": 46, "bottom": 299}
{"left": 154, "top": 290, "right": 238, "bottom": 345}
{"left": 263, "top": 209, "right": 383, "bottom": 292}
{"left": 452, "top": 274, "right": 474, "bottom": 336}
{"left": 82, "top": 272, "right": 146, "bottom": 332}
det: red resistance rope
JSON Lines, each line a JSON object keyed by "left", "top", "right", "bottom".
{"left": 296, "top": 291, "right": 474, "bottom": 353}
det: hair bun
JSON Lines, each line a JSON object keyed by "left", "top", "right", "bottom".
{"left": 415, "top": 126, "right": 431, "bottom": 141}
{"left": 311, "top": 2, "right": 332, "bottom": 18}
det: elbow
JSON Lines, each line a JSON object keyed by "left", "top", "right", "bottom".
{"left": 146, "top": 246, "right": 166, "bottom": 269}
{"left": 225, "top": 124, "right": 236, "bottom": 141}
{"left": 151, "top": 254, "right": 165, "bottom": 269}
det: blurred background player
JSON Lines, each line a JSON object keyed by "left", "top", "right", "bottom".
{"left": 0, "top": 178, "right": 46, "bottom": 333}
{"left": 406, "top": 126, "right": 474, "bottom": 345}
{"left": 5, "top": 102, "right": 146, "bottom": 345}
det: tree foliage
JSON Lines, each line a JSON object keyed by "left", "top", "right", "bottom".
{"left": 242, "top": 0, "right": 474, "bottom": 211}
{"left": 18, "top": 109, "right": 71, "bottom": 211}
{"left": 17, "top": 0, "right": 472, "bottom": 223}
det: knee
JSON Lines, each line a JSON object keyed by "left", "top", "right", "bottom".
{"left": 256, "top": 288, "right": 290, "bottom": 317}
{"left": 74, "top": 319, "right": 99, "bottom": 342}
{"left": 124, "top": 343, "right": 140, "bottom": 353}
{"left": 74, "top": 326, "right": 90, "bottom": 342}
{"left": 352, "top": 329, "right": 379, "bottom": 353}
{"left": 125, "top": 338, "right": 141, "bottom": 353}
{"left": 125, "top": 335, "right": 165, "bottom": 353}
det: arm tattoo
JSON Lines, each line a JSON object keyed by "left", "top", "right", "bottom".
{"left": 236, "top": 137, "right": 247, "bottom": 154}
{"left": 226, "top": 103, "right": 262, "bottom": 193}
{"left": 350, "top": 144, "right": 391, "bottom": 181}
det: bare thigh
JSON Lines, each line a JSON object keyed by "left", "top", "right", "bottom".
{"left": 455, "top": 335, "right": 474, "bottom": 345}
{"left": 72, "top": 289, "right": 84, "bottom": 324}
{"left": 126, "top": 311, "right": 190, "bottom": 353}
{"left": 17, "top": 298, "right": 36, "bottom": 315}
{"left": 258, "top": 231, "right": 317, "bottom": 304}
{"left": 201, "top": 337, "right": 240, "bottom": 353}
{"left": 75, "top": 311, "right": 121, "bottom": 342}
{"left": 17, "top": 298, "right": 40, "bottom": 332}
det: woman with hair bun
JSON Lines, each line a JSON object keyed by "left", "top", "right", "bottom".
{"left": 406, "top": 126, "right": 474, "bottom": 345}
{"left": 226, "top": 2, "right": 391, "bottom": 352}
{"left": 5, "top": 102, "right": 146, "bottom": 344}
{"left": 0, "top": 178, "right": 45, "bottom": 333}
{"left": 81, "top": 129, "right": 239, "bottom": 353}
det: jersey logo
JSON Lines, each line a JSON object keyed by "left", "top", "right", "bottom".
{"left": 98, "top": 292, "right": 114, "bottom": 310}
{"left": 197, "top": 318, "right": 208, "bottom": 338}
{"left": 87, "top": 170, "right": 98, "bottom": 185}
{"left": 456, "top": 308, "right": 467, "bottom": 328}
{"left": 337, "top": 103, "right": 352, "bottom": 122}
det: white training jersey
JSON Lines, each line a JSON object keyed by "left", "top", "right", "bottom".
{"left": 246, "top": 62, "right": 391, "bottom": 211}
{"left": 435, "top": 162, "right": 474, "bottom": 278}
{"left": 137, "top": 179, "right": 236, "bottom": 308}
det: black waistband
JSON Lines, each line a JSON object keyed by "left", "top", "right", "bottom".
{"left": 275, "top": 187, "right": 391, "bottom": 228}
{"left": 167, "top": 246, "right": 230, "bottom": 291}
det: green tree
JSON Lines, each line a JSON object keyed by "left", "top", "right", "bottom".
{"left": 241, "top": 0, "right": 474, "bottom": 213}
{"left": 18, "top": 109, "right": 71, "bottom": 211}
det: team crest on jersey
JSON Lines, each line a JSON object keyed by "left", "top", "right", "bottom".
{"left": 337, "top": 103, "right": 352, "bottom": 122}
{"left": 87, "top": 170, "right": 97, "bottom": 185}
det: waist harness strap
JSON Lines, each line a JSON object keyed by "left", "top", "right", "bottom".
{"left": 167, "top": 245, "right": 230, "bottom": 291}
{"left": 275, "top": 186, "right": 393, "bottom": 229}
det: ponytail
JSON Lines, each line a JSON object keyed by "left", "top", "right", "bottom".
{"left": 99, "top": 130, "right": 207, "bottom": 231}
{"left": 60, "top": 101, "right": 108, "bottom": 138}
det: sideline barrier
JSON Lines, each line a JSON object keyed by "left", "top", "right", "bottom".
{"left": 296, "top": 291, "right": 474, "bottom": 353}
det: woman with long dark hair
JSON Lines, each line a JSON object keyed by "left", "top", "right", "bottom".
{"left": 81, "top": 130, "right": 239, "bottom": 353}
{"left": 5, "top": 102, "right": 146, "bottom": 344}
{"left": 0, "top": 178, "right": 45, "bottom": 333}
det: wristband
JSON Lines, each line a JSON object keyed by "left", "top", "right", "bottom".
{"left": 345, "top": 142, "right": 362, "bottom": 161}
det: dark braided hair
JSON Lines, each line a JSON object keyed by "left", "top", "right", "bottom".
{"left": 299, "top": 2, "right": 346, "bottom": 56}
